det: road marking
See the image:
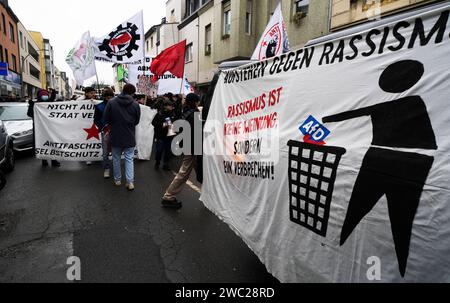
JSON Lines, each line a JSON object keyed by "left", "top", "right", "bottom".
{"left": 171, "top": 171, "right": 201, "bottom": 194}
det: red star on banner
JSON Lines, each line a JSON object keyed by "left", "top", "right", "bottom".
{"left": 262, "top": 41, "right": 268, "bottom": 47}
{"left": 83, "top": 123, "right": 100, "bottom": 140}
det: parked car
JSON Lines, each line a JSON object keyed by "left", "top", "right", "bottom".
{"left": 0, "top": 102, "right": 34, "bottom": 152}
{"left": 0, "top": 119, "right": 14, "bottom": 172}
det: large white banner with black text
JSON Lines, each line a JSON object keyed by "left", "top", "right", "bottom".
{"left": 201, "top": 5, "right": 450, "bottom": 282}
{"left": 34, "top": 101, "right": 156, "bottom": 161}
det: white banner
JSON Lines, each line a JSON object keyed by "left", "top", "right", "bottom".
{"left": 251, "top": 3, "right": 290, "bottom": 61}
{"left": 202, "top": 5, "right": 450, "bottom": 282}
{"left": 94, "top": 11, "right": 145, "bottom": 64}
{"left": 34, "top": 101, "right": 156, "bottom": 161}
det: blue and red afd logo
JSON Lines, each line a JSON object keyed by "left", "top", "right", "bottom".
{"left": 299, "top": 115, "right": 330, "bottom": 146}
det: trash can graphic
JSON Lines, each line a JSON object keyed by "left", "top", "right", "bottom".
{"left": 287, "top": 140, "right": 346, "bottom": 237}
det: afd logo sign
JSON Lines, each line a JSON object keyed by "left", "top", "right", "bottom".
{"left": 299, "top": 115, "right": 330, "bottom": 145}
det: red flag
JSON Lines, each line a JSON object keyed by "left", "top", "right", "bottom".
{"left": 150, "top": 40, "right": 186, "bottom": 82}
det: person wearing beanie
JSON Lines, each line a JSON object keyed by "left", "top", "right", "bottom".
{"left": 104, "top": 84, "right": 141, "bottom": 191}
{"left": 161, "top": 93, "right": 202, "bottom": 209}
{"left": 27, "top": 89, "right": 60, "bottom": 168}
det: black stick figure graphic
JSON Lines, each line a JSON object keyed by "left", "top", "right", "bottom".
{"left": 322, "top": 60, "right": 437, "bottom": 277}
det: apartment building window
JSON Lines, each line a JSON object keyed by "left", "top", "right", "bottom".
{"left": 295, "top": 0, "right": 309, "bottom": 16}
{"left": 11, "top": 54, "right": 17, "bottom": 72}
{"left": 30, "top": 64, "right": 40, "bottom": 80}
{"left": 28, "top": 42, "right": 39, "bottom": 62}
{"left": 146, "top": 40, "right": 149, "bottom": 52}
{"left": 2, "top": 14, "right": 5, "bottom": 35}
{"left": 185, "top": 43, "right": 193, "bottom": 63}
{"left": 245, "top": 0, "right": 253, "bottom": 35}
{"left": 186, "top": 0, "right": 200, "bottom": 18}
{"left": 170, "top": 9, "right": 175, "bottom": 22}
{"left": 21, "top": 56, "right": 25, "bottom": 73}
{"left": 205, "top": 24, "right": 212, "bottom": 56}
{"left": 151, "top": 36, "right": 154, "bottom": 48}
{"left": 223, "top": 1, "right": 231, "bottom": 37}
{"left": 9, "top": 23, "right": 14, "bottom": 43}
{"left": 0, "top": 45, "right": 3, "bottom": 62}
{"left": 19, "top": 31, "right": 24, "bottom": 48}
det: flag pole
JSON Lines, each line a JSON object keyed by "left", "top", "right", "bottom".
{"left": 180, "top": 40, "right": 187, "bottom": 95}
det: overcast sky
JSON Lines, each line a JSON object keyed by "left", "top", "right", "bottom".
{"left": 10, "top": 0, "right": 166, "bottom": 87}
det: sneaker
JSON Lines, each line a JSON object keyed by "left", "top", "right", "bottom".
{"left": 104, "top": 169, "right": 111, "bottom": 179}
{"left": 86, "top": 161, "right": 93, "bottom": 166}
{"left": 161, "top": 199, "right": 182, "bottom": 209}
{"left": 126, "top": 183, "right": 135, "bottom": 191}
{"left": 114, "top": 181, "right": 122, "bottom": 186}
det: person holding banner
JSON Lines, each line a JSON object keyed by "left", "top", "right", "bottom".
{"left": 152, "top": 100, "right": 177, "bottom": 171}
{"left": 94, "top": 88, "right": 115, "bottom": 179}
{"left": 27, "top": 89, "right": 60, "bottom": 168}
{"left": 104, "top": 84, "right": 141, "bottom": 191}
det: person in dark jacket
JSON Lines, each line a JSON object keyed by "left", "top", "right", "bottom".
{"left": 27, "top": 89, "right": 60, "bottom": 168}
{"left": 152, "top": 100, "right": 177, "bottom": 170}
{"left": 94, "top": 88, "right": 115, "bottom": 179}
{"left": 104, "top": 84, "right": 141, "bottom": 191}
{"left": 161, "top": 93, "right": 202, "bottom": 208}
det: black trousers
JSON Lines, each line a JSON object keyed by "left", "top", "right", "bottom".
{"left": 340, "top": 147, "right": 434, "bottom": 277}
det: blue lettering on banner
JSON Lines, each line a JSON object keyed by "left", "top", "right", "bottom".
{"left": 299, "top": 115, "right": 330, "bottom": 143}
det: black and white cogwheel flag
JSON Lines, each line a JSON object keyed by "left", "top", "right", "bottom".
{"left": 93, "top": 11, "right": 144, "bottom": 64}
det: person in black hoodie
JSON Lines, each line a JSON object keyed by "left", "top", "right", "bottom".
{"left": 27, "top": 88, "right": 60, "bottom": 168}
{"left": 161, "top": 93, "right": 202, "bottom": 209}
{"left": 152, "top": 100, "right": 177, "bottom": 170}
{"left": 104, "top": 84, "right": 141, "bottom": 191}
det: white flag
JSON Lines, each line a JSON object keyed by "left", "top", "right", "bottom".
{"left": 66, "top": 31, "right": 97, "bottom": 86}
{"left": 251, "top": 3, "right": 290, "bottom": 61}
{"left": 183, "top": 77, "right": 194, "bottom": 95}
{"left": 94, "top": 11, "right": 145, "bottom": 64}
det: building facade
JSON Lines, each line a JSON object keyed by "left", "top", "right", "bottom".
{"left": 331, "top": 0, "right": 444, "bottom": 31}
{"left": 148, "top": 0, "right": 330, "bottom": 95}
{"left": 29, "top": 31, "right": 46, "bottom": 89}
{"left": 17, "top": 22, "right": 42, "bottom": 99}
{"left": 0, "top": 0, "right": 22, "bottom": 98}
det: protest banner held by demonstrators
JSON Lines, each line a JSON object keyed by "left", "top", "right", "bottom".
{"left": 202, "top": 5, "right": 450, "bottom": 282}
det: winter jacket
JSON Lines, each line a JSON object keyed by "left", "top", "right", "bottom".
{"left": 104, "top": 94, "right": 141, "bottom": 148}
{"left": 152, "top": 110, "right": 177, "bottom": 140}
{"left": 94, "top": 101, "right": 108, "bottom": 131}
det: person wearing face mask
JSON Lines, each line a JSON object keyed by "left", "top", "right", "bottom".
{"left": 27, "top": 89, "right": 61, "bottom": 168}
{"left": 94, "top": 88, "right": 115, "bottom": 179}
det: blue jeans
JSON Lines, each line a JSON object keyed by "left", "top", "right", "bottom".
{"left": 112, "top": 147, "right": 135, "bottom": 184}
{"left": 101, "top": 132, "right": 111, "bottom": 170}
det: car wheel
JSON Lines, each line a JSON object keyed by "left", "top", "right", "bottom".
{"left": 0, "top": 171, "right": 6, "bottom": 190}
{"left": 3, "top": 145, "right": 15, "bottom": 172}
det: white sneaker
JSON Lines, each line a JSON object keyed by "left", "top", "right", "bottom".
{"left": 104, "top": 169, "right": 111, "bottom": 179}
{"left": 126, "top": 183, "right": 135, "bottom": 191}
{"left": 114, "top": 181, "right": 122, "bottom": 186}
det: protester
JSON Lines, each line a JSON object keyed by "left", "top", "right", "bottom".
{"left": 78, "top": 87, "right": 97, "bottom": 101}
{"left": 152, "top": 100, "right": 177, "bottom": 171}
{"left": 94, "top": 88, "right": 115, "bottom": 179}
{"left": 27, "top": 89, "right": 60, "bottom": 168}
{"left": 135, "top": 94, "right": 146, "bottom": 105}
{"left": 78, "top": 87, "right": 97, "bottom": 165}
{"left": 104, "top": 84, "right": 141, "bottom": 191}
{"left": 161, "top": 93, "right": 202, "bottom": 208}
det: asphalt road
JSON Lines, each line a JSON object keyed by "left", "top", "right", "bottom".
{"left": 0, "top": 153, "right": 278, "bottom": 283}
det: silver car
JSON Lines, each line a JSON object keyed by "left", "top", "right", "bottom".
{"left": 0, "top": 118, "right": 14, "bottom": 173}
{"left": 0, "top": 102, "right": 34, "bottom": 152}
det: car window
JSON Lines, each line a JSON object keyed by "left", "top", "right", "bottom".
{"left": 0, "top": 106, "right": 31, "bottom": 121}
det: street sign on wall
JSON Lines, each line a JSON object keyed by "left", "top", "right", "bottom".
{"left": 0, "top": 62, "right": 8, "bottom": 76}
